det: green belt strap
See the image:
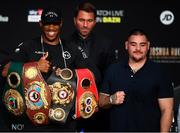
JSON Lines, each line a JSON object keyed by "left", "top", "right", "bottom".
{"left": 6, "top": 61, "right": 24, "bottom": 97}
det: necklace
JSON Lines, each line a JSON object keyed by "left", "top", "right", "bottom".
{"left": 40, "top": 36, "right": 67, "bottom": 68}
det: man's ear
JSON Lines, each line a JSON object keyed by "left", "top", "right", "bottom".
{"left": 125, "top": 41, "right": 128, "bottom": 50}
{"left": 39, "top": 21, "right": 43, "bottom": 27}
{"left": 73, "top": 17, "right": 76, "bottom": 25}
{"left": 147, "top": 41, "right": 150, "bottom": 50}
{"left": 60, "top": 21, "right": 63, "bottom": 27}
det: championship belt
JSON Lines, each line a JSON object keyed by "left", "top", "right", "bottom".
{"left": 47, "top": 68, "right": 76, "bottom": 124}
{"left": 75, "top": 69, "right": 98, "bottom": 119}
{"left": 3, "top": 62, "right": 25, "bottom": 116}
{"left": 23, "top": 62, "right": 51, "bottom": 125}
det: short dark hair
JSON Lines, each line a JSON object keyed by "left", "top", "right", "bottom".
{"left": 74, "top": 1, "right": 96, "bottom": 18}
{"left": 127, "top": 28, "right": 149, "bottom": 41}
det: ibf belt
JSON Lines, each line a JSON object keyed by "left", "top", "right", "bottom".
{"left": 75, "top": 69, "right": 98, "bottom": 119}
{"left": 23, "top": 62, "right": 51, "bottom": 125}
{"left": 3, "top": 62, "right": 25, "bottom": 116}
{"left": 47, "top": 68, "right": 76, "bottom": 124}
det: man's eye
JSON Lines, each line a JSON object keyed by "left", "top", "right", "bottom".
{"left": 130, "top": 43, "right": 136, "bottom": 46}
{"left": 79, "top": 19, "right": 84, "bottom": 22}
{"left": 88, "top": 19, "right": 94, "bottom": 22}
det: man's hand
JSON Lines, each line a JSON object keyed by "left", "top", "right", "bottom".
{"left": 37, "top": 52, "right": 51, "bottom": 73}
{"left": 110, "top": 91, "right": 125, "bottom": 105}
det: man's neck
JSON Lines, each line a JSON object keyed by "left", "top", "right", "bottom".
{"left": 128, "top": 58, "right": 147, "bottom": 72}
{"left": 42, "top": 36, "right": 60, "bottom": 45}
{"left": 79, "top": 33, "right": 88, "bottom": 40}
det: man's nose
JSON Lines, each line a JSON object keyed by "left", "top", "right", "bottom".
{"left": 136, "top": 44, "right": 141, "bottom": 50}
{"left": 83, "top": 21, "right": 88, "bottom": 27}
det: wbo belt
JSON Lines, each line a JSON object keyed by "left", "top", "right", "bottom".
{"left": 3, "top": 62, "right": 25, "bottom": 116}
{"left": 47, "top": 68, "right": 76, "bottom": 124}
{"left": 75, "top": 68, "right": 99, "bottom": 119}
{"left": 23, "top": 62, "right": 51, "bottom": 125}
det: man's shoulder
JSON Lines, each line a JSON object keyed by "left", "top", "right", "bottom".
{"left": 62, "top": 39, "right": 82, "bottom": 57}
{"left": 23, "top": 37, "right": 41, "bottom": 45}
{"left": 63, "top": 38, "right": 77, "bottom": 49}
{"left": 94, "top": 32, "right": 111, "bottom": 40}
{"left": 93, "top": 33, "right": 113, "bottom": 49}
{"left": 146, "top": 59, "right": 166, "bottom": 75}
{"left": 107, "top": 60, "right": 124, "bottom": 70}
{"left": 147, "top": 59, "right": 161, "bottom": 68}
{"left": 65, "top": 31, "right": 78, "bottom": 42}
{"left": 17, "top": 37, "right": 41, "bottom": 48}
{"left": 13, "top": 37, "right": 41, "bottom": 55}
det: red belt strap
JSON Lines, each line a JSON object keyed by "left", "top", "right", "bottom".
{"left": 75, "top": 68, "right": 98, "bottom": 119}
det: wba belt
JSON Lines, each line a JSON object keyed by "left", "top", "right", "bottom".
{"left": 3, "top": 62, "right": 25, "bottom": 116}
{"left": 75, "top": 68, "right": 99, "bottom": 119}
{"left": 23, "top": 62, "right": 51, "bottom": 125}
{"left": 47, "top": 68, "right": 76, "bottom": 124}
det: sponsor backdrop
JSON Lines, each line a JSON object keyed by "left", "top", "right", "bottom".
{"left": 0, "top": 0, "right": 179, "bottom": 131}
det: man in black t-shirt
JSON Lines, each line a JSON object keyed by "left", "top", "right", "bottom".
{"left": 99, "top": 29, "right": 174, "bottom": 132}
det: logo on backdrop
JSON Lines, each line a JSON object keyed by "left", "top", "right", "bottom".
{"left": 149, "top": 46, "right": 180, "bottom": 63}
{"left": 160, "top": 10, "right": 174, "bottom": 25}
{"left": 0, "top": 14, "right": 9, "bottom": 22}
{"left": 27, "top": 9, "right": 43, "bottom": 22}
{"left": 96, "top": 10, "right": 124, "bottom": 23}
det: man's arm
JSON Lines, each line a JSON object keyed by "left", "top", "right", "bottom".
{"left": 99, "top": 93, "right": 111, "bottom": 109}
{"left": 158, "top": 98, "right": 174, "bottom": 132}
{"left": 2, "top": 52, "right": 51, "bottom": 77}
{"left": 99, "top": 91, "right": 125, "bottom": 109}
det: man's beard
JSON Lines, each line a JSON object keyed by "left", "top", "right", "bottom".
{"left": 131, "top": 55, "right": 146, "bottom": 62}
